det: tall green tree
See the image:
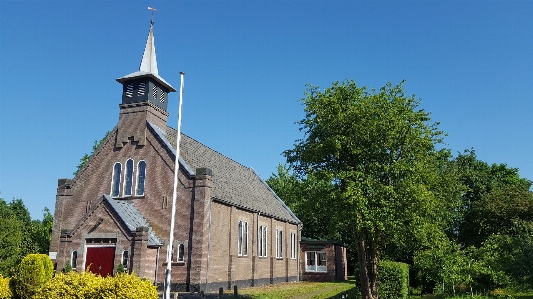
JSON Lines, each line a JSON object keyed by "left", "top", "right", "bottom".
{"left": 0, "top": 197, "right": 53, "bottom": 276}
{"left": 453, "top": 150, "right": 532, "bottom": 247}
{"left": 284, "top": 80, "right": 459, "bottom": 299}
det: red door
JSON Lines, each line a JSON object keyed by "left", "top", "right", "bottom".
{"left": 85, "top": 247, "right": 115, "bottom": 277}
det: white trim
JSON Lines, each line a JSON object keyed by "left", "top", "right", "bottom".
{"left": 71, "top": 250, "right": 78, "bottom": 269}
{"left": 123, "top": 159, "right": 134, "bottom": 197}
{"left": 121, "top": 250, "right": 129, "bottom": 269}
{"left": 135, "top": 160, "right": 147, "bottom": 196}
{"left": 111, "top": 162, "right": 122, "bottom": 197}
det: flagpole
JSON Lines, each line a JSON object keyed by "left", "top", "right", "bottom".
{"left": 164, "top": 71, "right": 185, "bottom": 299}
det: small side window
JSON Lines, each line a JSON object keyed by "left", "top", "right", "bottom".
{"left": 122, "top": 250, "right": 129, "bottom": 270}
{"left": 178, "top": 244, "right": 184, "bottom": 262}
{"left": 71, "top": 251, "right": 78, "bottom": 269}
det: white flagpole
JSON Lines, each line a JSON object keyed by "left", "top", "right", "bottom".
{"left": 164, "top": 71, "right": 185, "bottom": 299}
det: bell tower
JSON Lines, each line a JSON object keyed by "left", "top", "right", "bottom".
{"left": 115, "top": 20, "right": 176, "bottom": 148}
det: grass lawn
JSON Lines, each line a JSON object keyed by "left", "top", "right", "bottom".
{"left": 227, "top": 277, "right": 359, "bottom": 299}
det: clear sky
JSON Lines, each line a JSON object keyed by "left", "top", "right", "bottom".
{"left": 1, "top": 1, "right": 532, "bottom": 220}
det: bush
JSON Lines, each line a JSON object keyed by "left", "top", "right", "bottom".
{"left": 10, "top": 254, "right": 53, "bottom": 299}
{"left": 35, "top": 271, "right": 158, "bottom": 299}
{"left": 0, "top": 275, "right": 12, "bottom": 299}
{"left": 34, "top": 271, "right": 104, "bottom": 299}
{"left": 101, "top": 273, "right": 158, "bottom": 299}
{"left": 61, "top": 262, "right": 72, "bottom": 274}
{"left": 379, "top": 261, "right": 409, "bottom": 299}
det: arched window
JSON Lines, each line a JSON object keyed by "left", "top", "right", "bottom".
{"left": 122, "top": 250, "right": 129, "bottom": 270}
{"left": 123, "top": 159, "right": 134, "bottom": 196}
{"left": 178, "top": 244, "right": 184, "bottom": 262}
{"left": 111, "top": 163, "right": 121, "bottom": 197}
{"left": 136, "top": 160, "right": 146, "bottom": 196}
{"left": 71, "top": 250, "right": 77, "bottom": 269}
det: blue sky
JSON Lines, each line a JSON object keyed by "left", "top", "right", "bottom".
{"left": 1, "top": 1, "right": 532, "bottom": 220}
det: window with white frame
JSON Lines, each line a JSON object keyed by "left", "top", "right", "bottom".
{"left": 136, "top": 160, "right": 146, "bottom": 196}
{"left": 290, "top": 232, "right": 297, "bottom": 259}
{"left": 238, "top": 220, "right": 248, "bottom": 256}
{"left": 276, "top": 229, "right": 283, "bottom": 258}
{"left": 71, "top": 250, "right": 78, "bottom": 269}
{"left": 123, "top": 159, "right": 134, "bottom": 196}
{"left": 111, "top": 162, "right": 122, "bottom": 197}
{"left": 170, "top": 243, "right": 185, "bottom": 263}
{"left": 306, "top": 251, "right": 327, "bottom": 272}
{"left": 258, "top": 225, "right": 267, "bottom": 257}
{"left": 122, "top": 250, "right": 129, "bottom": 269}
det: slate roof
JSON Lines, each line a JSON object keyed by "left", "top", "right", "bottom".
{"left": 103, "top": 195, "right": 163, "bottom": 246}
{"left": 147, "top": 121, "right": 301, "bottom": 224}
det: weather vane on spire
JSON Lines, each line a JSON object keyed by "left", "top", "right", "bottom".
{"left": 148, "top": 7, "right": 157, "bottom": 26}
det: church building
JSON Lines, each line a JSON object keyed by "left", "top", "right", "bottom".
{"left": 49, "top": 21, "right": 302, "bottom": 292}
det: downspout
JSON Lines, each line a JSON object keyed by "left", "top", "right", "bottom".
{"left": 155, "top": 246, "right": 160, "bottom": 285}
{"left": 205, "top": 197, "right": 213, "bottom": 293}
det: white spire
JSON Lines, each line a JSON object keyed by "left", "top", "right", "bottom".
{"left": 139, "top": 22, "right": 158, "bottom": 74}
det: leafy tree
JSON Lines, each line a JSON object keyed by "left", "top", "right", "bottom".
{"left": 0, "top": 197, "right": 53, "bottom": 276}
{"left": 74, "top": 131, "right": 110, "bottom": 175}
{"left": 453, "top": 149, "right": 531, "bottom": 247}
{"left": 284, "top": 80, "right": 459, "bottom": 299}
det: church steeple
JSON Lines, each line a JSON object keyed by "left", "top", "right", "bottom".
{"left": 116, "top": 21, "right": 176, "bottom": 112}
{"left": 139, "top": 21, "right": 158, "bottom": 75}
{"left": 114, "top": 20, "right": 176, "bottom": 148}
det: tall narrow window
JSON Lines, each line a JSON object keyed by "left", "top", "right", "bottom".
{"left": 122, "top": 250, "right": 129, "bottom": 269}
{"left": 123, "top": 159, "right": 133, "bottom": 196}
{"left": 238, "top": 220, "right": 248, "bottom": 256}
{"left": 243, "top": 221, "right": 248, "bottom": 256}
{"left": 290, "top": 232, "right": 297, "bottom": 259}
{"left": 276, "top": 229, "right": 283, "bottom": 258}
{"left": 111, "top": 163, "right": 121, "bottom": 197}
{"left": 238, "top": 220, "right": 243, "bottom": 256}
{"left": 136, "top": 160, "right": 146, "bottom": 196}
{"left": 71, "top": 251, "right": 78, "bottom": 269}
{"left": 178, "top": 244, "right": 184, "bottom": 262}
{"left": 258, "top": 225, "right": 267, "bottom": 257}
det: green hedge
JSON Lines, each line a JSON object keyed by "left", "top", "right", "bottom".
{"left": 379, "top": 261, "right": 409, "bottom": 299}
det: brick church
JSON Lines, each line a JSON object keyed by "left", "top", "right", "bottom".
{"left": 48, "top": 21, "right": 302, "bottom": 292}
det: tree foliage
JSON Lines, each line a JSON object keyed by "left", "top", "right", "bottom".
{"left": 284, "top": 80, "right": 459, "bottom": 299}
{"left": 0, "top": 198, "right": 53, "bottom": 277}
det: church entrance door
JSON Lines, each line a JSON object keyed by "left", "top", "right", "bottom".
{"left": 85, "top": 246, "right": 115, "bottom": 277}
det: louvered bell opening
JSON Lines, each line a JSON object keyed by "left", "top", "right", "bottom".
{"left": 152, "top": 85, "right": 157, "bottom": 99}
{"left": 126, "top": 84, "right": 134, "bottom": 98}
{"left": 160, "top": 90, "right": 165, "bottom": 103}
{"left": 138, "top": 82, "right": 146, "bottom": 96}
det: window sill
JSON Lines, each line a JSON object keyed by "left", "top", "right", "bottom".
{"left": 112, "top": 195, "right": 146, "bottom": 200}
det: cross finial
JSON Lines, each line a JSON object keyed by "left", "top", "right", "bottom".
{"left": 148, "top": 7, "right": 157, "bottom": 26}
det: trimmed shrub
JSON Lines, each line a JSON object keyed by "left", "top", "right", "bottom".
{"left": 379, "top": 261, "right": 409, "bottom": 299}
{"left": 34, "top": 271, "right": 104, "bottom": 299}
{"left": 0, "top": 275, "right": 12, "bottom": 299}
{"left": 35, "top": 271, "right": 158, "bottom": 299}
{"left": 100, "top": 273, "right": 158, "bottom": 299}
{"left": 10, "top": 254, "right": 53, "bottom": 299}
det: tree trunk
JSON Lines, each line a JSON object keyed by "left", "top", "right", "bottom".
{"left": 357, "top": 232, "right": 374, "bottom": 299}
{"left": 369, "top": 238, "right": 379, "bottom": 299}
